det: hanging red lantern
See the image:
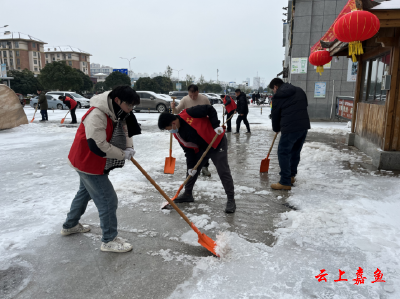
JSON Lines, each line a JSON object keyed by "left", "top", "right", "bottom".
{"left": 309, "top": 50, "right": 332, "bottom": 75}
{"left": 333, "top": 10, "right": 380, "bottom": 62}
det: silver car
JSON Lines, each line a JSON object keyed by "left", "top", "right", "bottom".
{"left": 29, "top": 95, "right": 68, "bottom": 110}
{"left": 46, "top": 91, "right": 90, "bottom": 108}
{"left": 134, "top": 91, "right": 180, "bottom": 113}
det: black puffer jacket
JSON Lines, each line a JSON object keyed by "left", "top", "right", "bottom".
{"left": 271, "top": 83, "right": 310, "bottom": 134}
{"left": 236, "top": 92, "right": 248, "bottom": 114}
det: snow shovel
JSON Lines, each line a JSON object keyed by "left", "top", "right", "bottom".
{"left": 60, "top": 110, "right": 70, "bottom": 124}
{"left": 30, "top": 105, "right": 38, "bottom": 123}
{"left": 161, "top": 113, "right": 235, "bottom": 209}
{"left": 222, "top": 106, "right": 226, "bottom": 130}
{"left": 164, "top": 99, "right": 176, "bottom": 174}
{"left": 131, "top": 157, "right": 219, "bottom": 256}
{"left": 260, "top": 132, "right": 278, "bottom": 173}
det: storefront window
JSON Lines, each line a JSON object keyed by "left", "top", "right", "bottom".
{"left": 361, "top": 52, "right": 390, "bottom": 103}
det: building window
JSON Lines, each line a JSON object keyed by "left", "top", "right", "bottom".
{"left": 16, "top": 50, "right": 19, "bottom": 56}
{"left": 9, "top": 51, "right": 12, "bottom": 57}
{"left": 68, "top": 53, "right": 71, "bottom": 59}
{"left": 10, "top": 58, "right": 13, "bottom": 65}
{"left": 45, "top": 54, "right": 48, "bottom": 58}
{"left": 17, "top": 59, "right": 20, "bottom": 65}
{"left": 68, "top": 61, "right": 72, "bottom": 66}
{"left": 17, "top": 67, "right": 20, "bottom": 70}
{"left": 57, "top": 54, "right": 60, "bottom": 58}
{"left": 4, "top": 60, "right": 7, "bottom": 66}
{"left": 360, "top": 52, "right": 391, "bottom": 103}
{"left": 32, "top": 42, "right": 36, "bottom": 48}
{"left": 34, "top": 67, "right": 38, "bottom": 71}
{"left": 1, "top": 42, "right": 6, "bottom": 48}
{"left": 52, "top": 57, "right": 55, "bottom": 61}
{"left": 83, "top": 62, "right": 85, "bottom": 66}
{"left": 14, "top": 42, "right": 19, "bottom": 48}
{"left": 34, "top": 59, "right": 37, "bottom": 64}
{"left": 2, "top": 51, "right": 6, "bottom": 57}
{"left": 33, "top": 51, "right": 37, "bottom": 57}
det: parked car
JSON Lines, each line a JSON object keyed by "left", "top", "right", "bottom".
{"left": 46, "top": 91, "right": 90, "bottom": 108}
{"left": 158, "top": 94, "right": 181, "bottom": 105}
{"left": 135, "top": 91, "right": 176, "bottom": 113}
{"left": 201, "top": 93, "right": 219, "bottom": 105}
{"left": 30, "top": 95, "right": 68, "bottom": 110}
{"left": 170, "top": 91, "right": 188, "bottom": 100}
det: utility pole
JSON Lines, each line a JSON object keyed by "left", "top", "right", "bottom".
{"left": 217, "top": 69, "right": 219, "bottom": 83}
{"left": 172, "top": 68, "right": 183, "bottom": 90}
{"left": 120, "top": 57, "right": 136, "bottom": 78}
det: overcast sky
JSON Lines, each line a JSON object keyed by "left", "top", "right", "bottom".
{"left": 5, "top": 0, "right": 288, "bottom": 85}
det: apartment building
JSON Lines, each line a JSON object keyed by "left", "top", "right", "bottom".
{"left": 45, "top": 46, "right": 91, "bottom": 75}
{"left": 0, "top": 32, "right": 46, "bottom": 74}
{"left": 90, "top": 63, "right": 113, "bottom": 77}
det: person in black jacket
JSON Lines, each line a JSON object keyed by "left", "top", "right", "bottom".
{"left": 269, "top": 78, "right": 311, "bottom": 190}
{"left": 251, "top": 92, "right": 256, "bottom": 104}
{"left": 234, "top": 89, "right": 251, "bottom": 134}
{"left": 158, "top": 105, "right": 236, "bottom": 213}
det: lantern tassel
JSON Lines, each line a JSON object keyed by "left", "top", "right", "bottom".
{"left": 349, "top": 41, "right": 363, "bottom": 62}
{"left": 316, "top": 65, "right": 324, "bottom": 75}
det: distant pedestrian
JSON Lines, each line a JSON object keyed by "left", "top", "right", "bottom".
{"left": 269, "top": 78, "right": 310, "bottom": 190}
{"left": 256, "top": 91, "right": 261, "bottom": 104}
{"left": 171, "top": 84, "right": 212, "bottom": 177}
{"left": 59, "top": 95, "right": 78, "bottom": 124}
{"left": 221, "top": 94, "right": 237, "bottom": 132}
{"left": 234, "top": 89, "right": 251, "bottom": 134}
{"left": 37, "top": 89, "right": 48, "bottom": 122}
{"left": 251, "top": 92, "right": 256, "bottom": 104}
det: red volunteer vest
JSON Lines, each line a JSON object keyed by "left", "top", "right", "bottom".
{"left": 65, "top": 96, "right": 77, "bottom": 110}
{"left": 173, "top": 109, "right": 225, "bottom": 151}
{"left": 68, "top": 107, "right": 114, "bottom": 175}
{"left": 223, "top": 96, "right": 237, "bottom": 113}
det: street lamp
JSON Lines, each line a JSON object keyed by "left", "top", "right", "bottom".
{"left": 0, "top": 25, "right": 9, "bottom": 29}
{"left": 172, "top": 68, "right": 183, "bottom": 90}
{"left": 120, "top": 57, "right": 136, "bottom": 77}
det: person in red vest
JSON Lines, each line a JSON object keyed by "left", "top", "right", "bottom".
{"left": 59, "top": 95, "right": 78, "bottom": 124}
{"left": 220, "top": 94, "right": 237, "bottom": 132}
{"left": 158, "top": 105, "right": 236, "bottom": 213}
{"left": 61, "top": 86, "right": 141, "bottom": 253}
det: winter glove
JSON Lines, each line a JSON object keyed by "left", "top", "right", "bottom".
{"left": 214, "top": 127, "right": 224, "bottom": 135}
{"left": 123, "top": 148, "right": 136, "bottom": 160}
{"left": 188, "top": 169, "right": 197, "bottom": 177}
{"left": 268, "top": 114, "right": 272, "bottom": 119}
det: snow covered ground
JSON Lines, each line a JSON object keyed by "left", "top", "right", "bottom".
{"left": 1, "top": 105, "right": 399, "bottom": 298}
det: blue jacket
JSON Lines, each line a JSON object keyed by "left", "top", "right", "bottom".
{"left": 271, "top": 83, "right": 310, "bottom": 134}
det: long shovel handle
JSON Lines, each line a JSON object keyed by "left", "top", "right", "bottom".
{"left": 169, "top": 98, "right": 175, "bottom": 158}
{"left": 266, "top": 132, "right": 279, "bottom": 158}
{"left": 131, "top": 158, "right": 192, "bottom": 226}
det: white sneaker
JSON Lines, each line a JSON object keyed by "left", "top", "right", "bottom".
{"left": 101, "top": 237, "right": 133, "bottom": 253}
{"left": 61, "top": 223, "right": 91, "bottom": 236}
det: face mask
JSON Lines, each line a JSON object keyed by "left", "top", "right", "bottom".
{"left": 169, "top": 123, "right": 178, "bottom": 133}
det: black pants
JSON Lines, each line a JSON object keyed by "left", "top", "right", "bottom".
{"left": 236, "top": 113, "right": 250, "bottom": 132}
{"left": 40, "top": 110, "right": 48, "bottom": 121}
{"left": 226, "top": 111, "right": 235, "bottom": 132}
{"left": 185, "top": 136, "right": 234, "bottom": 199}
{"left": 71, "top": 107, "right": 77, "bottom": 123}
{"left": 278, "top": 130, "right": 308, "bottom": 186}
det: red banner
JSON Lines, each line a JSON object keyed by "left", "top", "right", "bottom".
{"left": 310, "top": 0, "right": 357, "bottom": 53}
{"left": 337, "top": 98, "right": 354, "bottom": 120}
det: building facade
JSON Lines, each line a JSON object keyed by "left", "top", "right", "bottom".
{"left": 281, "top": 0, "right": 357, "bottom": 119}
{"left": 90, "top": 63, "right": 113, "bottom": 77}
{"left": 0, "top": 32, "right": 46, "bottom": 74}
{"left": 45, "top": 46, "right": 91, "bottom": 75}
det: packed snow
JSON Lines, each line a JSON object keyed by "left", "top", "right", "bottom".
{"left": 0, "top": 105, "right": 399, "bottom": 298}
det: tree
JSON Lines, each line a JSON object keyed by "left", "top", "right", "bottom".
{"left": 94, "top": 82, "right": 107, "bottom": 93}
{"left": 8, "top": 69, "right": 42, "bottom": 95}
{"left": 258, "top": 87, "right": 264, "bottom": 93}
{"left": 163, "top": 65, "right": 173, "bottom": 79}
{"left": 134, "top": 77, "right": 156, "bottom": 91}
{"left": 198, "top": 74, "right": 206, "bottom": 85}
{"left": 39, "top": 61, "right": 83, "bottom": 91}
{"left": 185, "top": 74, "right": 196, "bottom": 87}
{"left": 104, "top": 71, "right": 131, "bottom": 90}
{"left": 75, "top": 69, "right": 93, "bottom": 94}
{"left": 152, "top": 76, "right": 173, "bottom": 94}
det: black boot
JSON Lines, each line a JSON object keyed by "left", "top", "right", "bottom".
{"left": 174, "top": 192, "right": 194, "bottom": 203}
{"left": 225, "top": 198, "right": 236, "bottom": 213}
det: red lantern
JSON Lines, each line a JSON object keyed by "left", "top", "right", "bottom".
{"left": 309, "top": 50, "right": 332, "bottom": 75}
{"left": 333, "top": 10, "right": 380, "bottom": 62}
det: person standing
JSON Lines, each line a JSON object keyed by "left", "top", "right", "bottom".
{"left": 220, "top": 94, "right": 237, "bottom": 132}
{"left": 61, "top": 86, "right": 142, "bottom": 253}
{"left": 269, "top": 78, "right": 310, "bottom": 190}
{"left": 37, "top": 89, "right": 48, "bottom": 122}
{"left": 233, "top": 89, "right": 251, "bottom": 134}
{"left": 59, "top": 95, "right": 78, "bottom": 124}
{"left": 256, "top": 91, "right": 261, "bottom": 104}
{"left": 251, "top": 92, "right": 256, "bottom": 104}
{"left": 158, "top": 105, "right": 236, "bottom": 213}
{"left": 171, "top": 84, "right": 212, "bottom": 177}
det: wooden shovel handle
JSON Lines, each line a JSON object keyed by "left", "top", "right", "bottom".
{"left": 131, "top": 158, "right": 192, "bottom": 226}
{"left": 169, "top": 98, "right": 175, "bottom": 156}
{"left": 267, "top": 132, "right": 279, "bottom": 157}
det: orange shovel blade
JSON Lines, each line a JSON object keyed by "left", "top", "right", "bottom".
{"left": 161, "top": 184, "right": 183, "bottom": 209}
{"left": 164, "top": 156, "right": 176, "bottom": 174}
{"left": 191, "top": 223, "right": 219, "bottom": 256}
{"left": 260, "top": 157, "right": 270, "bottom": 173}
{"left": 30, "top": 117, "right": 35, "bottom": 123}
{"left": 60, "top": 118, "right": 66, "bottom": 124}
